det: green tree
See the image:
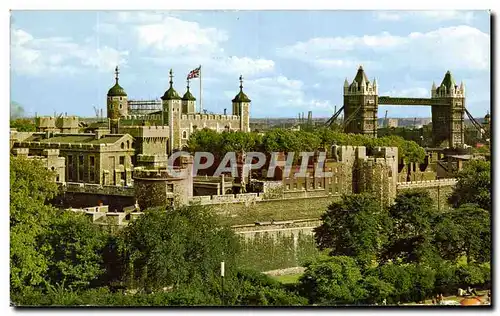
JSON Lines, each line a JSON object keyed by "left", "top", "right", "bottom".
{"left": 39, "top": 211, "right": 108, "bottom": 291}
{"left": 298, "top": 255, "right": 366, "bottom": 305}
{"left": 434, "top": 204, "right": 490, "bottom": 264}
{"left": 10, "top": 156, "right": 58, "bottom": 293}
{"left": 448, "top": 160, "right": 491, "bottom": 211}
{"left": 10, "top": 118, "right": 36, "bottom": 132}
{"left": 378, "top": 263, "right": 435, "bottom": 304}
{"left": 122, "top": 205, "right": 240, "bottom": 291}
{"left": 186, "top": 128, "right": 223, "bottom": 156}
{"left": 314, "top": 194, "right": 388, "bottom": 269}
{"left": 382, "top": 190, "right": 438, "bottom": 265}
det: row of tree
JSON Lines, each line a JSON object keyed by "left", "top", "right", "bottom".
{"left": 10, "top": 155, "right": 491, "bottom": 306}
{"left": 10, "top": 155, "right": 307, "bottom": 306}
{"left": 300, "top": 159, "right": 491, "bottom": 305}
{"left": 186, "top": 128, "right": 426, "bottom": 163}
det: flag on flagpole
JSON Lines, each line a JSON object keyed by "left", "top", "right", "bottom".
{"left": 187, "top": 66, "right": 201, "bottom": 79}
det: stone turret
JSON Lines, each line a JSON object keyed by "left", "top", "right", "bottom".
{"left": 181, "top": 79, "right": 196, "bottom": 114}
{"left": 431, "top": 70, "right": 465, "bottom": 148}
{"left": 232, "top": 75, "right": 251, "bottom": 132}
{"left": 343, "top": 66, "right": 379, "bottom": 137}
{"left": 161, "top": 69, "right": 182, "bottom": 154}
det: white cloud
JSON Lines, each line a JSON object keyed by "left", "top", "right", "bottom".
{"left": 216, "top": 57, "right": 275, "bottom": 77}
{"left": 374, "top": 11, "right": 475, "bottom": 24}
{"left": 278, "top": 25, "right": 489, "bottom": 72}
{"left": 11, "top": 28, "right": 128, "bottom": 76}
{"left": 226, "top": 75, "right": 333, "bottom": 116}
{"left": 132, "top": 15, "right": 228, "bottom": 56}
{"left": 109, "top": 12, "right": 275, "bottom": 77}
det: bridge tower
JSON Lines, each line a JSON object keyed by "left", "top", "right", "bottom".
{"left": 343, "top": 66, "right": 378, "bottom": 137}
{"left": 431, "top": 71, "right": 465, "bottom": 148}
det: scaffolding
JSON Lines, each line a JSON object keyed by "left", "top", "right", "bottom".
{"left": 128, "top": 99, "right": 162, "bottom": 115}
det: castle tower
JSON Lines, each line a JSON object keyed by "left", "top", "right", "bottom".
{"left": 107, "top": 66, "right": 128, "bottom": 133}
{"left": 161, "top": 69, "right": 182, "bottom": 154}
{"left": 343, "top": 66, "right": 378, "bottom": 137}
{"left": 232, "top": 75, "right": 251, "bottom": 132}
{"left": 181, "top": 79, "right": 196, "bottom": 114}
{"left": 430, "top": 70, "right": 465, "bottom": 148}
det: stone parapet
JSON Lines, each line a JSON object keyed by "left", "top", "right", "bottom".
{"left": 180, "top": 113, "right": 240, "bottom": 121}
{"left": 397, "top": 179, "right": 457, "bottom": 190}
{"left": 61, "top": 182, "right": 135, "bottom": 196}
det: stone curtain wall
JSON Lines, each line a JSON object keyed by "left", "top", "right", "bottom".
{"left": 236, "top": 231, "right": 319, "bottom": 272}
{"left": 211, "top": 195, "right": 339, "bottom": 226}
{"left": 397, "top": 179, "right": 457, "bottom": 211}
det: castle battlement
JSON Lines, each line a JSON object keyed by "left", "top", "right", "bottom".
{"left": 132, "top": 167, "right": 190, "bottom": 180}
{"left": 124, "top": 114, "right": 162, "bottom": 121}
{"left": 397, "top": 178, "right": 457, "bottom": 189}
{"left": 181, "top": 113, "right": 240, "bottom": 121}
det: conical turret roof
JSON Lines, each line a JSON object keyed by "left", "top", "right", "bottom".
{"left": 437, "top": 70, "right": 457, "bottom": 94}
{"left": 162, "top": 69, "right": 181, "bottom": 100}
{"left": 107, "top": 66, "right": 127, "bottom": 97}
{"left": 232, "top": 75, "right": 251, "bottom": 103}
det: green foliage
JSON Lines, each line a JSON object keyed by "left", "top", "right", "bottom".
{"left": 10, "top": 156, "right": 58, "bottom": 293}
{"left": 186, "top": 127, "right": 426, "bottom": 163}
{"left": 298, "top": 256, "right": 366, "bottom": 305}
{"left": 448, "top": 160, "right": 491, "bottom": 211}
{"left": 314, "top": 194, "right": 388, "bottom": 269}
{"left": 434, "top": 204, "right": 490, "bottom": 264}
{"left": 382, "top": 190, "right": 437, "bottom": 265}
{"left": 40, "top": 211, "right": 108, "bottom": 291}
{"left": 122, "top": 205, "right": 240, "bottom": 291}
{"left": 10, "top": 118, "right": 36, "bottom": 132}
{"left": 186, "top": 129, "right": 262, "bottom": 157}
{"left": 378, "top": 263, "right": 435, "bottom": 303}
{"left": 360, "top": 274, "right": 395, "bottom": 304}
{"left": 314, "top": 127, "right": 426, "bottom": 163}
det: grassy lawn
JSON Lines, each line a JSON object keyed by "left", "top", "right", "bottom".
{"left": 271, "top": 273, "right": 303, "bottom": 284}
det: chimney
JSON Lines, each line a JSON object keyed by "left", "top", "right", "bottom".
{"left": 224, "top": 108, "right": 227, "bottom": 115}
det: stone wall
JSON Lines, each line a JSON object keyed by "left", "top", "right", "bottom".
{"left": 397, "top": 179, "right": 457, "bottom": 211}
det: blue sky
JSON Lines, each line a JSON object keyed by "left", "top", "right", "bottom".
{"left": 10, "top": 10, "right": 490, "bottom": 118}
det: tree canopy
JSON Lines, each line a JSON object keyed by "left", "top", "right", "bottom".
{"left": 122, "top": 205, "right": 240, "bottom": 291}
{"left": 448, "top": 159, "right": 491, "bottom": 211}
{"left": 186, "top": 127, "right": 426, "bottom": 163}
{"left": 314, "top": 194, "right": 388, "bottom": 269}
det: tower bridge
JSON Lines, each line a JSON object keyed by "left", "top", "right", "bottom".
{"left": 335, "top": 66, "right": 470, "bottom": 149}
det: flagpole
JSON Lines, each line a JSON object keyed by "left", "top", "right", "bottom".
{"left": 199, "top": 65, "right": 202, "bottom": 113}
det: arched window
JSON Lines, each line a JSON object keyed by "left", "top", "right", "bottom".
{"left": 119, "top": 104, "right": 122, "bottom": 109}
{"left": 121, "top": 142, "right": 125, "bottom": 149}
{"left": 127, "top": 140, "right": 130, "bottom": 148}
{"left": 182, "top": 131, "right": 187, "bottom": 139}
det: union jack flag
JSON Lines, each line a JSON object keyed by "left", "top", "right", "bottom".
{"left": 187, "top": 66, "right": 201, "bottom": 79}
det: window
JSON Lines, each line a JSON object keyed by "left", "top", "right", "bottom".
{"left": 78, "top": 155, "right": 84, "bottom": 181}
{"left": 286, "top": 184, "right": 290, "bottom": 190}
{"left": 119, "top": 103, "right": 122, "bottom": 109}
{"left": 182, "top": 131, "right": 187, "bottom": 139}
{"left": 127, "top": 140, "right": 130, "bottom": 148}
{"left": 67, "top": 155, "right": 73, "bottom": 181}
{"left": 120, "top": 97, "right": 122, "bottom": 101}
{"left": 89, "top": 156, "right": 95, "bottom": 182}
{"left": 119, "top": 156, "right": 125, "bottom": 165}
{"left": 167, "top": 183, "right": 174, "bottom": 192}
{"left": 121, "top": 142, "right": 125, "bottom": 149}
